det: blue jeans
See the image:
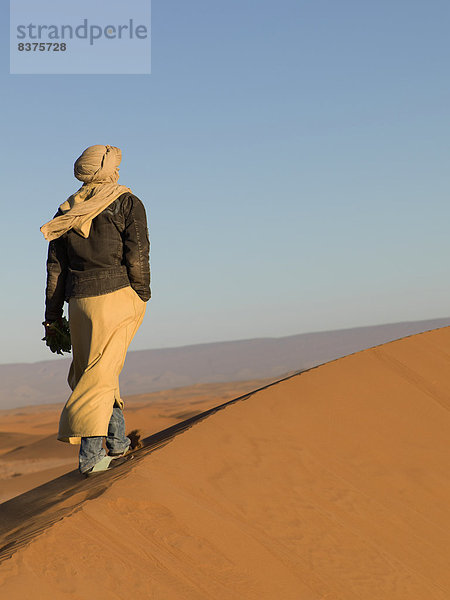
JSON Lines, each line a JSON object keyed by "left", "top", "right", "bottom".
{"left": 79, "top": 407, "right": 130, "bottom": 473}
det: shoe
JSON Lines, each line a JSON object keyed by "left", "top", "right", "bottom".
{"left": 83, "top": 456, "right": 113, "bottom": 477}
{"left": 109, "top": 429, "right": 142, "bottom": 457}
{"left": 83, "top": 455, "right": 131, "bottom": 478}
{"left": 109, "top": 446, "right": 130, "bottom": 458}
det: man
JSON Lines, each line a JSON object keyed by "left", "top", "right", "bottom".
{"left": 41, "top": 144, "right": 150, "bottom": 476}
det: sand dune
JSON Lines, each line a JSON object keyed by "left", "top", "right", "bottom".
{"left": 2, "top": 318, "right": 450, "bottom": 409}
{"left": 0, "top": 379, "right": 274, "bottom": 503}
{"left": 0, "top": 328, "right": 449, "bottom": 598}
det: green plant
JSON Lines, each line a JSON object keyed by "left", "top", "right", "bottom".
{"left": 42, "top": 317, "right": 72, "bottom": 355}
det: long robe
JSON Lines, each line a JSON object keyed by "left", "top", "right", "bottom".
{"left": 58, "top": 286, "right": 146, "bottom": 443}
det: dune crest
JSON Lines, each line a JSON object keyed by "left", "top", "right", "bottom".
{"left": 1, "top": 328, "right": 449, "bottom": 599}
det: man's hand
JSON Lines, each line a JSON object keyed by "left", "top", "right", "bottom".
{"left": 43, "top": 320, "right": 57, "bottom": 337}
{"left": 42, "top": 318, "right": 71, "bottom": 355}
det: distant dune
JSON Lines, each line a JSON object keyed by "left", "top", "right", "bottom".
{"left": 1, "top": 317, "right": 449, "bottom": 409}
{"left": 0, "top": 327, "right": 449, "bottom": 598}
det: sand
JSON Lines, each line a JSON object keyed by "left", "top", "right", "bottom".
{"left": 0, "top": 378, "right": 275, "bottom": 503}
{"left": 0, "top": 328, "right": 449, "bottom": 598}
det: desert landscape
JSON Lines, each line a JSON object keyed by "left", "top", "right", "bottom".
{"left": 2, "top": 318, "right": 449, "bottom": 409}
{"left": 0, "top": 326, "right": 449, "bottom": 598}
{"left": 3, "top": 1, "right": 449, "bottom": 597}
{"left": 0, "top": 377, "right": 274, "bottom": 503}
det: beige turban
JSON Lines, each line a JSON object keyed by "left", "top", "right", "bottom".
{"left": 40, "top": 145, "right": 131, "bottom": 241}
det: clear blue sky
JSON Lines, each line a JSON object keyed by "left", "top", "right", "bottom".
{"left": 1, "top": 0, "right": 450, "bottom": 364}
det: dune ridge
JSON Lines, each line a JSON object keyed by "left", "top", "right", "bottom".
{"left": 1, "top": 327, "right": 449, "bottom": 598}
{"left": 0, "top": 378, "right": 276, "bottom": 503}
{"left": 2, "top": 317, "right": 450, "bottom": 409}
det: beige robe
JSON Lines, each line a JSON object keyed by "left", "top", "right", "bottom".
{"left": 58, "top": 286, "right": 146, "bottom": 444}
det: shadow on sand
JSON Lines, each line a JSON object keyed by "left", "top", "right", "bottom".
{"left": 0, "top": 369, "right": 303, "bottom": 563}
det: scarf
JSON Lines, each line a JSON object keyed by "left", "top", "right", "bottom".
{"left": 40, "top": 145, "right": 131, "bottom": 241}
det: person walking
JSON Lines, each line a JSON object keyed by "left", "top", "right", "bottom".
{"left": 40, "top": 144, "right": 150, "bottom": 476}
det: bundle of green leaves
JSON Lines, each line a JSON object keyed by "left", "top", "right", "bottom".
{"left": 42, "top": 317, "right": 72, "bottom": 355}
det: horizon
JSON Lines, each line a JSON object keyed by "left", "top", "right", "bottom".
{"left": 1, "top": 315, "right": 449, "bottom": 367}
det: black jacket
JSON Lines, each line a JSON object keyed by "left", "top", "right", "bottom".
{"left": 45, "top": 193, "right": 150, "bottom": 322}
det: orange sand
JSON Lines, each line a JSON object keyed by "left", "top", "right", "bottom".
{"left": 0, "top": 328, "right": 449, "bottom": 598}
{"left": 0, "top": 378, "right": 274, "bottom": 502}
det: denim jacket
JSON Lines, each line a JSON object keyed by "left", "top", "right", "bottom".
{"left": 45, "top": 193, "right": 150, "bottom": 322}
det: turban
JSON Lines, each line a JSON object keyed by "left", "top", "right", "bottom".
{"left": 74, "top": 144, "right": 122, "bottom": 184}
{"left": 40, "top": 145, "right": 131, "bottom": 241}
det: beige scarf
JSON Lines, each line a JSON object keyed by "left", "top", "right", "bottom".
{"left": 40, "top": 145, "right": 131, "bottom": 242}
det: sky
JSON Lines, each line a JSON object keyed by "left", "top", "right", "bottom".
{"left": 1, "top": 0, "right": 450, "bottom": 364}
